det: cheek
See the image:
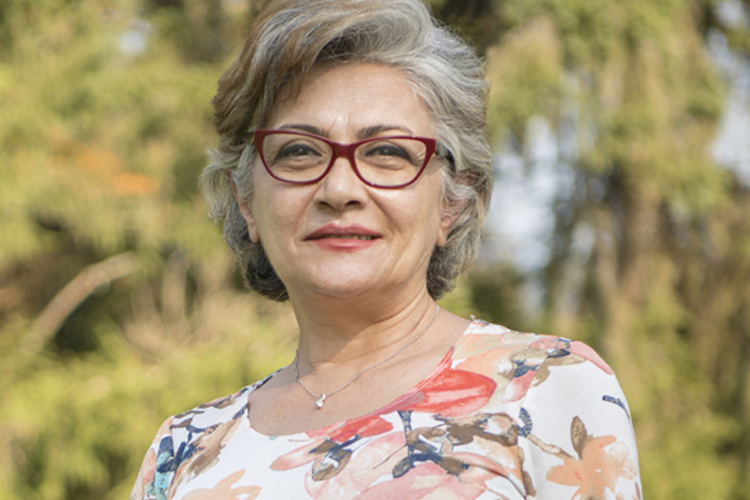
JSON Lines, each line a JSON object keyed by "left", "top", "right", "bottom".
{"left": 251, "top": 185, "right": 310, "bottom": 243}
{"left": 397, "top": 189, "right": 445, "bottom": 247}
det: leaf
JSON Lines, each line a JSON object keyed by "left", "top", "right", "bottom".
{"left": 570, "top": 416, "right": 591, "bottom": 459}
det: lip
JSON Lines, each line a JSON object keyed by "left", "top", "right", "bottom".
{"left": 305, "top": 223, "right": 381, "bottom": 252}
{"left": 306, "top": 223, "right": 381, "bottom": 240}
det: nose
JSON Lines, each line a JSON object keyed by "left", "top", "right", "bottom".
{"left": 313, "top": 155, "right": 368, "bottom": 211}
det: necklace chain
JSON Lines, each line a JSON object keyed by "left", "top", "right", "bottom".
{"left": 294, "top": 304, "right": 441, "bottom": 409}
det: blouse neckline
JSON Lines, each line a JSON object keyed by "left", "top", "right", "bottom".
{"left": 242, "top": 320, "right": 480, "bottom": 441}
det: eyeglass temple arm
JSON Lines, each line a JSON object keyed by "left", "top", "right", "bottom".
{"left": 435, "top": 142, "right": 454, "bottom": 164}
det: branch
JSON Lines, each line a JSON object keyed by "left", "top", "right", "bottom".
{"left": 21, "top": 252, "right": 139, "bottom": 355}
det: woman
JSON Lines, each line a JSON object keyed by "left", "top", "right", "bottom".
{"left": 130, "top": 0, "right": 641, "bottom": 498}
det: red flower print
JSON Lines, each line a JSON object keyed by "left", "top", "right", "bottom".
{"left": 270, "top": 436, "right": 329, "bottom": 472}
{"left": 357, "top": 461, "right": 490, "bottom": 499}
{"left": 568, "top": 341, "right": 613, "bottom": 375}
{"left": 528, "top": 338, "right": 613, "bottom": 375}
{"left": 393, "top": 367, "right": 496, "bottom": 417}
{"left": 300, "top": 432, "right": 408, "bottom": 498}
{"left": 309, "top": 413, "right": 394, "bottom": 442}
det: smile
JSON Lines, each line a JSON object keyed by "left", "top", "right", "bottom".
{"left": 317, "top": 235, "right": 376, "bottom": 240}
{"left": 305, "top": 223, "right": 382, "bottom": 242}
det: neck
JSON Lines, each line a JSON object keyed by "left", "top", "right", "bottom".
{"left": 294, "top": 303, "right": 440, "bottom": 408}
{"left": 289, "top": 287, "right": 438, "bottom": 374}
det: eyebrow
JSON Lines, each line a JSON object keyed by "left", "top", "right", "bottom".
{"left": 276, "top": 124, "right": 416, "bottom": 140}
{"left": 357, "top": 124, "right": 415, "bottom": 139}
{"left": 277, "top": 124, "right": 324, "bottom": 135}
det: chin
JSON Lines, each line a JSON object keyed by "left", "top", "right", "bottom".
{"left": 308, "top": 280, "right": 380, "bottom": 299}
{"left": 285, "top": 273, "right": 393, "bottom": 301}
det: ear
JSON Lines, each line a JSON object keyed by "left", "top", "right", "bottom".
{"left": 436, "top": 204, "right": 461, "bottom": 247}
{"left": 436, "top": 168, "right": 476, "bottom": 247}
{"left": 230, "top": 173, "right": 260, "bottom": 243}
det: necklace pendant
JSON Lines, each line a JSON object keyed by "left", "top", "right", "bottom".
{"left": 315, "top": 394, "right": 326, "bottom": 409}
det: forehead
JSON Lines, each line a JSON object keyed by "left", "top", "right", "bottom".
{"left": 267, "top": 62, "right": 435, "bottom": 137}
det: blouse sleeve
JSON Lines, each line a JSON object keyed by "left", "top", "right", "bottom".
{"left": 516, "top": 341, "right": 642, "bottom": 500}
{"left": 129, "top": 417, "right": 176, "bottom": 500}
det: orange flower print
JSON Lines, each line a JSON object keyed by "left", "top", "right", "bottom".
{"left": 546, "top": 417, "right": 637, "bottom": 499}
{"left": 182, "top": 470, "right": 261, "bottom": 500}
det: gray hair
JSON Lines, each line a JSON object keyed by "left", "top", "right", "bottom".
{"left": 201, "top": 0, "right": 493, "bottom": 301}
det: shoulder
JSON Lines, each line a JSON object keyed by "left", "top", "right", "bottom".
{"left": 172, "top": 384, "right": 254, "bottom": 430}
{"left": 166, "top": 371, "right": 281, "bottom": 448}
{"left": 130, "top": 380, "right": 269, "bottom": 500}
{"left": 451, "top": 319, "right": 621, "bottom": 408}
{"left": 454, "top": 321, "right": 641, "bottom": 497}
{"left": 454, "top": 319, "right": 613, "bottom": 378}
{"left": 156, "top": 384, "right": 256, "bottom": 466}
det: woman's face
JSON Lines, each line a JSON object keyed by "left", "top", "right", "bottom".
{"left": 236, "top": 63, "right": 454, "bottom": 303}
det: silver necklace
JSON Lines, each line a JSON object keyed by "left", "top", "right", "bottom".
{"left": 294, "top": 304, "right": 440, "bottom": 409}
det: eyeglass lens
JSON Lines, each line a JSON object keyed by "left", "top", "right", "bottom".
{"left": 260, "top": 133, "right": 428, "bottom": 187}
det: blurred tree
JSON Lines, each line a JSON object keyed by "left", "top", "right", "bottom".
{"left": 0, "top": 0, "right": 749, "bottom": 498}
{"left": 0, "top": 1, "right": 295, "bottom": 499}
{"left": 449, "top": 0, "right": 750, "bottom": 497}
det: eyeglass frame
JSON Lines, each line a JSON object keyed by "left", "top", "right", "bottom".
{"left": 250, "top": 129, "right": 451, "bottom": 189}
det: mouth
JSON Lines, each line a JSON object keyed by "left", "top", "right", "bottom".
{"left": 316, "top": 235, "right": 376, "bottom": 240}
{"left": 305, "top": 223, "right": 382, "bottom": 241}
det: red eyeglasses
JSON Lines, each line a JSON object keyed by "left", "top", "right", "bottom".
{"left": 252, "top": 129, "right": 449, "bottom": 189}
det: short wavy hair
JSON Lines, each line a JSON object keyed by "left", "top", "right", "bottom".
{"left": 201, "top": 0, "right": 493, "bottom": 301}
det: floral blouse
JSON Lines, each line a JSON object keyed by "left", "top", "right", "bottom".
{"left": 129, "top": 320, "right": 642, "bottom": 499}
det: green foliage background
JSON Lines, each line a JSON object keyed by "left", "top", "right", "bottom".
{"left": 1, "top": 0, "right": 749, "bottom": 498}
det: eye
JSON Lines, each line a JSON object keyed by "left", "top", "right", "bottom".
{"left": 364, "top": 143, "right": 410, "bottom": 160}
{"left": 276, "top": 142, "right": 323, "bottom": 159}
